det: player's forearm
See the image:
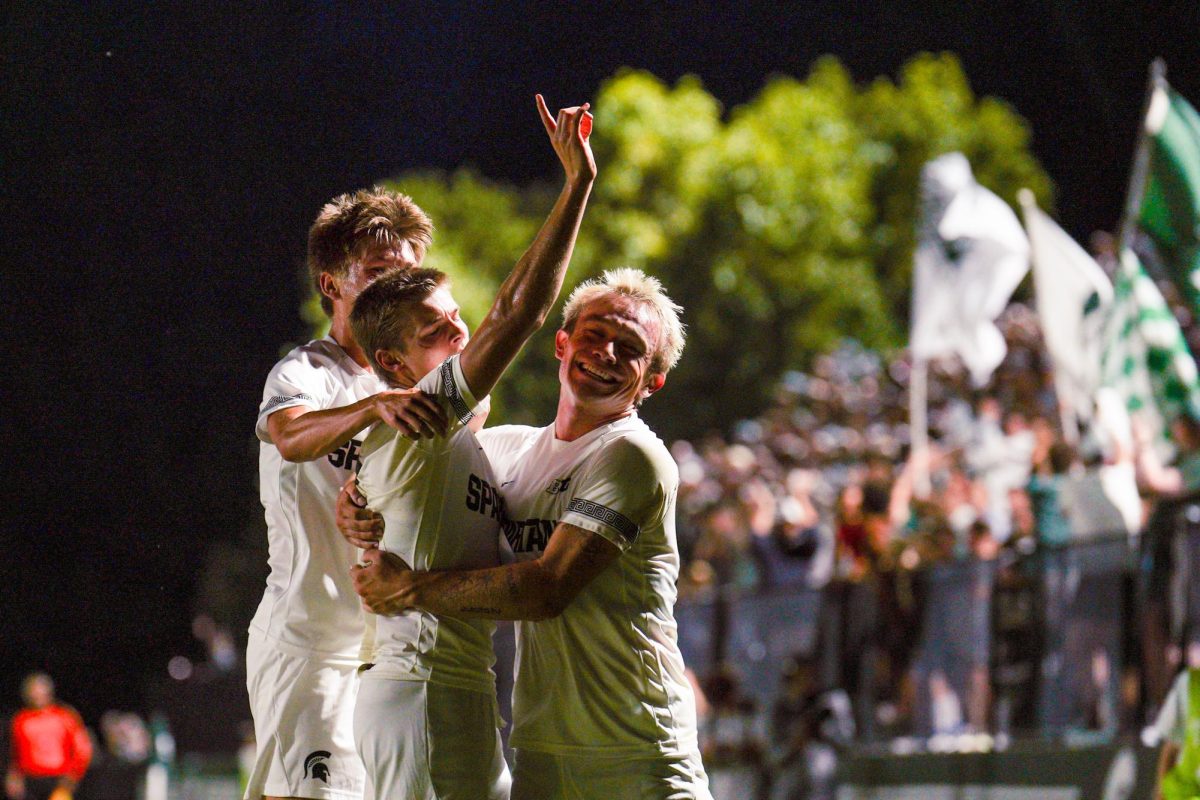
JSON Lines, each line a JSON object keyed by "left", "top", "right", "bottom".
{"left": 273, "top": 398, "right": 379, "bottom": 461}
{"left": 457, "top": 175, "right": 593, "bottom": 399}
{"left": 488, "top": 176, "right": 593, "bottom": 338}
{"left": 405, "top": 560, "right": 566, "bottom": 621}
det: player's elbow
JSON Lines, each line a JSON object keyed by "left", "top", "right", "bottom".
{"left": 531, "top": 582, "right": 578, "bottom": 620}
{"left": 275, "top": 439, "right": 304, "bottom": 461}
{"left": 276, "top": 441, "right": 318, "bottom": 462}
{"left": 272, "top": 431, "right": 327, "bottom": 462}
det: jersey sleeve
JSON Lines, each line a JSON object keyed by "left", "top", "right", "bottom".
{"left": 255, "top": 347, "right": 334, "bottom": 442}
{"left": 561, "top": 436, "right": 678, "bottom": 553}
{"left": 415, "top": 355, "right": 486, "bottom": 435}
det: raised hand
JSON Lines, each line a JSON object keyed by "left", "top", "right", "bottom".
{"left": 536, "top": 94, "right": 596, "bottom": 185}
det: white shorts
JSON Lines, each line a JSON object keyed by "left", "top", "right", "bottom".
{"left": 244, "top": 631, "right": 364, "bottom": 800}
{"left": 511, "top": 747, "right": 711, "bottom": 800}
{"left": 354, "top": 673, "right": 511, "bottom": 800}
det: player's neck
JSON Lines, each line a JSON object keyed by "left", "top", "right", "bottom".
{"left": 328, "top": 316, "right": 370, "bottom": 369}
{"left": 553, "top": 398, "right": 633, "bottom": 442}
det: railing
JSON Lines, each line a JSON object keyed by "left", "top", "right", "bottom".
{"left": 675, "top": 502, "right": 1200, "bottom": 794}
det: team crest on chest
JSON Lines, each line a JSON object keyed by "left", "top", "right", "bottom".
{"left": 545, "top": 477, "right": 571, "bottom": 495}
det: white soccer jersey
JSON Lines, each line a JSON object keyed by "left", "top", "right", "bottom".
{"left": 252, "top": 335, "right": 388, "bottom": 661}
{"left": 479, "top": 414, "right": 701, "bottom": 758}
{"left": 357, "top": 355, "right": 506, "bottom": 694}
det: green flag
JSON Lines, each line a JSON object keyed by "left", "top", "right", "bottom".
{"left": 1140, "top": 82, "right": 1200, "bottom": 314}
{"left": 1102, "top": 248, "right": 1200, "bottom": 456}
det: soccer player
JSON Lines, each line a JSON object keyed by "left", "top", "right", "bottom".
{"left": 349, "top": 269, "right": 713, "bottom": 800}
{"left": 247, "top": 187, "right": 451, "bottom": 800}
{"left": 346, "top": 94, "right": 594, "bottom": 800}
{"left": 5, "top": 673, "right": 92, "bottom": 800}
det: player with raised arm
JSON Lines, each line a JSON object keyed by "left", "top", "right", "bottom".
{"left": 247, "top": 184, "right": 451, "bottom": 800}
{"left": 349, "top": 269, "right": 712, "bottom": 800}
{"left": 347, "top": 94, "right": 594, "bottom": 800}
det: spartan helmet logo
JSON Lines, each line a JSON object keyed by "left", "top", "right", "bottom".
{"left": 303, "top": 750, "right": 332, "bottom": 783}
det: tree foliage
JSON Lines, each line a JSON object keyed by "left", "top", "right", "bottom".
{"left": 308, "top": 52, "right": 1052, "bottom": 439}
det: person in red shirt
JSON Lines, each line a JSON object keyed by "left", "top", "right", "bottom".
{"left": 5, "top": 673, "right": 91, "bottom": 800}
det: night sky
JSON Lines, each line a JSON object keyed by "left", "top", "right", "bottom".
{"left": 4, "top": 2, "right": 1199, "bottom": 722}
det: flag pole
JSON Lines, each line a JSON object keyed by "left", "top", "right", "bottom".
{"left": 909, "top": 356, "right": 931, "bottom": 499}
{"left": 1117, "top": 59, "right": 1167, "bottom": 252}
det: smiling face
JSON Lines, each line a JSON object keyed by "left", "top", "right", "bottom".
{"left": 555, "top": 293, "right": 666, "bottom": 421}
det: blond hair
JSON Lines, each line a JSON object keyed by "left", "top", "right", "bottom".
{"left": 307, "top": 187, "right": 433, "bottom": 315}
{"left": 562, "top": 268, "right": 686, "bottom": 373}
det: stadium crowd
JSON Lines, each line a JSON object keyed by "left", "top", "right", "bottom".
{"left": 670, "top": 301, "right": 1200, "bottom": 753}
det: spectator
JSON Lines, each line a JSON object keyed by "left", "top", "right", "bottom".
{"left": 908, "top": 516, "right": 986, "bottom": 736}
{"left": 77, "top": 713, "right": 149, "bottom": 800}
{"left": 1028, "top": 441, "right": 1075, "bottom": 550}
{"left": 1028, "top": 442, "right": 1078, "bottom": 736}
{"left": 767, "top": 655, "right": 852, "bottom": 800}
{"left": 6, "top": 673, "right": 91, "bottom": 800}
{"left": 1139, "top": 413, "right": 1200, "bottom": 707}
{"left": 693, "top": 503, "right": 759, "bottom": 590}
{"left": 753, "top": 469, "right": 831, "bottom": 589}
{"left": 834, "top": 482, "right": 869, "bottom": 581}
{"left": 968, "top": 399, "right": 1035, "bottom": 543}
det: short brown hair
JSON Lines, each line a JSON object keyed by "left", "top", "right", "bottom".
{"left": 307, "top": 187, "right": 433, "bottom": 315}
{"left": 350, "top": 268, "right": 448, "bottom": 383}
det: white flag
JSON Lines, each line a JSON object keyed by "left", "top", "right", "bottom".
{"left": 1019, "top": 189, "right": 1113, "bottom": 425}
{"left": 911, "top": 153, "right": 1030, "bottom": 385}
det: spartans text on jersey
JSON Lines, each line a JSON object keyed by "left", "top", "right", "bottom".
{"left": 466, "top": 473, "right": 506, "bottom": 522}
{"left": 327, "top": 438, "right": 363, "bottom": 472}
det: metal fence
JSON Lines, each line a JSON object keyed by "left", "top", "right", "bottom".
{"left": 674, "top": 501, "right": 1200, "bottom": 796}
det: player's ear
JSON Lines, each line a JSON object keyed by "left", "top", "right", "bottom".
{"left": 375, "top": 349, "right": 405, "bottom": 378}
{"left": 318, "top": 271, "right": 340, "bottom": 302}
{"left": 554, "top": 329, "right": 569, "bottom": 361}
{"left": 641, "top": 372, "right": 666, "bottom": 400}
